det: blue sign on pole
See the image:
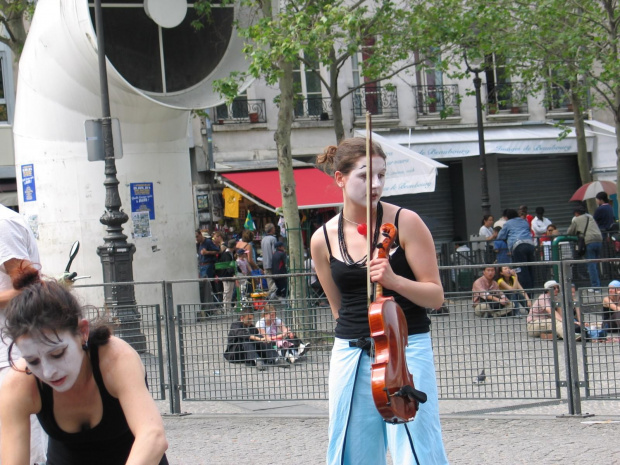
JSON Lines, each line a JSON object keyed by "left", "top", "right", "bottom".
{"left": 21, "top": 164, "right": 36, "bottom": 202}
{"left": 130, "top": 182, "right": 155, "bottom": 220}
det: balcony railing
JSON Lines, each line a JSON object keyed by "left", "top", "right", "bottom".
{"left": 352, "top": 85, "right": 399, "bottom": 119}
{"left": 293, "top": 96, "right": 333, "bottom": 121}
{"left": 485, "top": 82, "right": 529, "bottom": 114}
{"left": 413, "top": 84, "right": 460, "bottom": 117}
{"left": 214, "top": 99, "right": 266, "bottom": 124}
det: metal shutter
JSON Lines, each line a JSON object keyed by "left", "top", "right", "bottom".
{"left": 497, "top": 155, "right": 581, "bottom": 231}
{"left": 386, "top": 167, "right": 454, "bottom": 243}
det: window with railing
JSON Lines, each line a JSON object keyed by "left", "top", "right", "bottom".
{"left": 414, "top": 84, "right": 460, "bottom": 116}
{"left": 214, "top": 98, "right": 266, "bottom": 124}
{"left": 293, "top": 55, "right": 324, "bottom": 119}
{"left": 485, "top": 82, "right": 529, "bottom": 114}
{"left": 293, "top": 96, "right": 332, "bottom": 121}
{"left": 545, "top": 84, "right": 571, "bottom": 111}
{"left": 352, "top": 86, "right": 399, "bottom": 118}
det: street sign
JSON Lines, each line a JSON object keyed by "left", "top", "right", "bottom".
{"left": 85, "top": 118, "right": 123, "bottom": 161}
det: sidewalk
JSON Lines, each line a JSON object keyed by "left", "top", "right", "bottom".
{"left": 160, "top": 399, "right": 620, "bottom": 464}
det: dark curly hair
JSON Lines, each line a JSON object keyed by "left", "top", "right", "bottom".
{"left": 3, "top": 266, "right": 111, "bottom": 368}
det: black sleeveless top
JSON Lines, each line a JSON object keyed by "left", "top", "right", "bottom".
{"left": 36, "top": 344, "right": 168, "bottom": 465}
{"left": 324, "top": 208, "right": 431, "bottom": 339}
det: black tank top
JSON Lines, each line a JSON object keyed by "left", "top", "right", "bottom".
{"left": 324, "top": 208, "right": 431, "bottom": 339}
{"left": 36, "top": 343, "right": 168, "bottom": 465}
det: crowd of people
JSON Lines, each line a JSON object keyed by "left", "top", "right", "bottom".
{"left": 195, "top": 222, "right": 290, "bottom": 316}
{"left": 474, "top": 194, "right": 618, "bottom": 292}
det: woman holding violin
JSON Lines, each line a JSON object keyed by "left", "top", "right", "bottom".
{"left": 311, "top": 137, "right": 448, "bottom": 465}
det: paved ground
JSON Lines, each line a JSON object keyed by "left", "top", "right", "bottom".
{"left": 159, "top": 399, "right": 620, "bottom": 464}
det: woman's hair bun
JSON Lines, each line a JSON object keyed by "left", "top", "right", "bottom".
{"left": 11, "top": 264, "right": 41, "bottom": 291}
{"left": 316, "top": 145, "right": 338, "bottom": 166}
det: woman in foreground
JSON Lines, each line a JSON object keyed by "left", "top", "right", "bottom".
{"left": 0, "top": 267, "right": 168, "bottom": 465}
{"left": 310, "top": 137, "right": 448, "bottom": 464}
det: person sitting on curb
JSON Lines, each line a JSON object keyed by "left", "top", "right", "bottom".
{"left": 224, "top": 309, "right": 287, "bottom": 370}
{"left": 256, "top": 305, "right": 309, "bottom": 363}
{"left": 602, "top": 280, "right": 620, "bottom": 333}
{"left": 472, "top": 266, "right": 513, "bottom": 318}
{"left": 527, "top": 280, "right": 581, "bottom": 341}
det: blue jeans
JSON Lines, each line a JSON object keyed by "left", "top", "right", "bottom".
{"left": 585, "top": 242, "right": 602, "bottom": 288}
{"left": 198, "top": 263, "right": 215, "bottom": 279}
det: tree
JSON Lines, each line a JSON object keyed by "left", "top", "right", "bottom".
{"left": 490, "top": 0, "right": 620, "bottom": 200}
{"left": 0, "top": 0, "right": 34, "bottom": 75}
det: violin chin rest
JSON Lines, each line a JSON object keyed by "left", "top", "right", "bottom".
{"left": 393, "top": 385, "right": 427, "bottom": 404}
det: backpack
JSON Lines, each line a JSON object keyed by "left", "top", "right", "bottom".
{"left": 215, "top": 250, "right": 236, "bottom": 277}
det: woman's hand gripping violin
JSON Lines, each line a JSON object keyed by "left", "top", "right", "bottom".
{"left": 368, "top": 223, "right": 427, "bottom": 424}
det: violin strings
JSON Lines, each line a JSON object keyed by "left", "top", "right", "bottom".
{"left": 338, "top": 202, "right": 383, "bottom": 268}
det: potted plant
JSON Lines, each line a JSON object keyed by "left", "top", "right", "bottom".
{"left": 249, "top": 112, "right": 259, "bottom": 123}
{"left": 488, "top": 103, "right": 498, "bottom": 114}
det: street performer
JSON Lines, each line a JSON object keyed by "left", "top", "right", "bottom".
{"left": 311, "top": 137, "right": 448, "bottom": 464}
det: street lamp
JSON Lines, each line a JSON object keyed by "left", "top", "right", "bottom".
{"left": 463, "top": 51, "right": 491, "bottom": 217}
{"left": 93, "top": 0, "right": 146, "bottom": 352}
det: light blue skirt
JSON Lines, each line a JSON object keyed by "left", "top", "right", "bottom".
{"left": 327, "top": 333, "right": 448, "bottom": 465}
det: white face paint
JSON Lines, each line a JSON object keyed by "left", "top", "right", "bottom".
{"left": 16, "top": 330, "right": 85, "bottom": 393}
{"left": 341, "top": 156, "right": 386, "bottom": 208}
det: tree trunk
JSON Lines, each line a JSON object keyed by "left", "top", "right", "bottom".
{"left": 328, "top": 47, "right": 346, "bottom": 143}
{"left": 614, "top": 85, "right": 620, "bottom": 204}
{"left": 274, "top": 60, "right": 303, "bottom": 307}
{"left": 571, "top": 88, "right": 595, "bottom": 211}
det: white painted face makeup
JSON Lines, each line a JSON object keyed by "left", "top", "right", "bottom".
{"left": 342, "top": 156, "right": 386, "bottom": 208}
{"left": 16, "top": 330, "right": 86, "bottom": 393}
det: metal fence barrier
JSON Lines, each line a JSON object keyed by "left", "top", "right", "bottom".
{"left": 72, "top": 259, "right": 620, "bottom": 416}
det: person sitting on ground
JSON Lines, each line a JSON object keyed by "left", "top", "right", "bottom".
{"left": 602, "top": 280, "right": 620, "bottom": 332}
{"left": 0, "top": 267, "right": 169, "bottom": 464}
{"left": 497, "top": 266, "right": 531, "bottom": 316}
{"left": 527, "top": 280, "right": 580, "bottom": 340}
{"left": 271, "top": 241, "right": 288, "bottom": 298}
{"left": 472, "top": 266, "right": 513, "bottom": 318}
{"left": 224, "top": 309, "right": 284, "bottom": 370}
{"left": 255, "top": 305, "right": 309, "bottom": 363}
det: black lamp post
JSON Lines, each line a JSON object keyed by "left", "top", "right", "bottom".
{"left": 93, "top": 0, "right": 146, "bottom": 352}
{"left": 464, "top": 52, "right": 491, "bottom": 217}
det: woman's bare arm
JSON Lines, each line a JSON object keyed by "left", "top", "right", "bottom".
{"left": 369, "top": 208, "right": 444, "bottom": 309}
{"left": 0, "top": 367, "right": 39, "bottom": 465}
{"left": 100, "top": 338, "right": 168, "bottom": 465}
{"left": 311, "top": 225, "right": 342, "bottom": 320}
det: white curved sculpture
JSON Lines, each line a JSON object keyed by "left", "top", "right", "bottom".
{"left": 14, "top": 0, "right": 251, "bottom": 302}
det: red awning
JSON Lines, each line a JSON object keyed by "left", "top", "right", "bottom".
{"left": 221, "top": 168, "right": 342, "bottom": 210}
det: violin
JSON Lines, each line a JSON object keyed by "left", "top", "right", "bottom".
{"left": 363, "top": 113, "right": 425, "bottom": 424}
{"left": 368, "top": 223, "right": 427, "bottom": 424}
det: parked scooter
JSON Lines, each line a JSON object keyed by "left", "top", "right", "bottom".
{"left": 58, "top": 241, "right": 90, "bottom": 286}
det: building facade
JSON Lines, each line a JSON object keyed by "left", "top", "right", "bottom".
{"left": 192, "top": 52, "right": 617, "bottom": 245}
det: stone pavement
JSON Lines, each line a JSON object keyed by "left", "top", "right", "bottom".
{"left": 159, "top": 399, "right": 620, "bottom": 464}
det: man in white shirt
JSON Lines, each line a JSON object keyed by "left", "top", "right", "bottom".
{"left": 0, "top": 204, "right": 47, "bottom": 462}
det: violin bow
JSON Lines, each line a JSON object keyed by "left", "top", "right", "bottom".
{"left": 366, "top": 112, "right": 374, "bottom": 307}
